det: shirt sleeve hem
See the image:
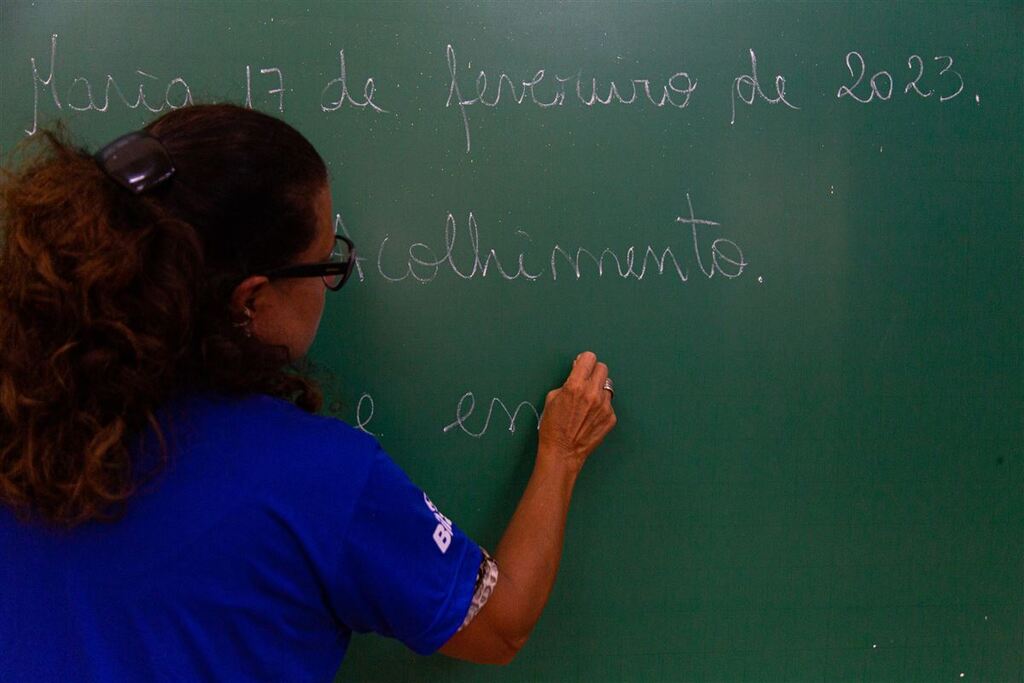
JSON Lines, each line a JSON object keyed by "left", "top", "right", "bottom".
{"left": 403, "top": 541, "right": 483, "bottom": 655}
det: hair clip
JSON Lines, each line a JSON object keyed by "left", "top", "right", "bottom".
{"left": 93, "top": 130, "right": 175, "bottom": 194}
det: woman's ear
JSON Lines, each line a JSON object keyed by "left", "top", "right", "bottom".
{"left": 229, "top": 275, "right": 270, "bottom": 321}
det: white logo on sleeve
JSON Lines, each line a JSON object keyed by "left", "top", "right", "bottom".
{"left": 423, "top": 493, "right": 453, "bottom": 554}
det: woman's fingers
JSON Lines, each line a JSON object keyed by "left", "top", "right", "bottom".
{"left": 569, "top": 351, "right": 597, "bottom": 383}
{"left": 590, "top": 362, "right": 609, "bottom": 395}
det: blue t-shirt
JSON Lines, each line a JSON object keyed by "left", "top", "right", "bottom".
{"left": 0, "top": 393, "right": 482, "bottom": 682}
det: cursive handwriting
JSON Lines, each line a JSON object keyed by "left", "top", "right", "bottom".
{"left": 27, "top": 34, "right": 194, "bottom": 135}
{"left": 321, "top": 49, "right": 388, "bottom": 113}
{"left": 368, "top": 194, "right": 746, "bottom": 286}
{"left": 354, "top": 392, "right": 377, "bottom": 436}
{"left": 446, "top": 44, "right": 697, "bottom": 152}
{"left": 442, "top": 392, "right": 541, "bottom": 437}
{"left": 731, "top": 49, "right": 799, "bottom": 125}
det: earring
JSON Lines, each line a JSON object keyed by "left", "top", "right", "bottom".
{"left": 233, "top": 306, "right": 254, "bottom": 338}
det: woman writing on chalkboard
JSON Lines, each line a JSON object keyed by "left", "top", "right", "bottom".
{"left": 0, "top": 104, "right": 616, "bottom": 681}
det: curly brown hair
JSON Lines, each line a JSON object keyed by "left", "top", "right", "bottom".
{"left": 0, "top": 104, "right": 328, "bottom": 527}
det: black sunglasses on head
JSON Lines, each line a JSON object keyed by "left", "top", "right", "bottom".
{"left": 262, "top": 235, "right": 356, "bottom": 291}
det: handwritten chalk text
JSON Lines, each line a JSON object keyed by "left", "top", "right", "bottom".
{"left": 446, "top": 44, "right": 697, "bottom": 152}
{"left": 27, "top": 34, "right": 194, "bottom": 135}
{"left": 837, "top": 51, "right": 965, "bottom": 103}
{"left": 443, "top": 392, "right": 542, "bottom": 438}
{"left": 365, "top": 194, "right": 746, "bottom": 286}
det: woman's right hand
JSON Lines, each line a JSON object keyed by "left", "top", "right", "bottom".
{"left": 440, "top": 351, "right": 618, "bottom": 665}
{"left": 537, "top": 351, "right": 617, "bottom": 475}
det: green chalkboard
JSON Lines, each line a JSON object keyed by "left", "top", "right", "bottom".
{"left": 2, "top": 1, "right": 1021, "bottom": 680}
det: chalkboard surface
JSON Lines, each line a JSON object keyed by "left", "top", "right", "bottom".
{"left": 2, "top": 2, "right": 1021, "bottom": 681}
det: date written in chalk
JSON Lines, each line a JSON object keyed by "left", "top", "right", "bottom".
{"left": 25, "top": 34, "right": 976, "bottom": 150}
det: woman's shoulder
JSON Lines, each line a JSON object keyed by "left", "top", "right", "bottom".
{"left": 158, "top": 391, "right": 381, "bottom": 475}
{"left": 167, "top": 390, "right": 361, "bottom": 432}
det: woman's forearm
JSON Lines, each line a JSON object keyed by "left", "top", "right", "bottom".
{"left": 492, "top": 447, "right": 579, "bottom": 645}
{"left": 439, "top": 352, "right": 615, "bottom": 664}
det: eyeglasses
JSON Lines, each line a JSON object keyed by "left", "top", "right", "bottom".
{"left": 263, "top": 235, "right": 356, "bottom": 291}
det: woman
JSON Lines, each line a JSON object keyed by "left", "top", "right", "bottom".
{"left": 0, "top": 104, "right": 616, "bottom": 681}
